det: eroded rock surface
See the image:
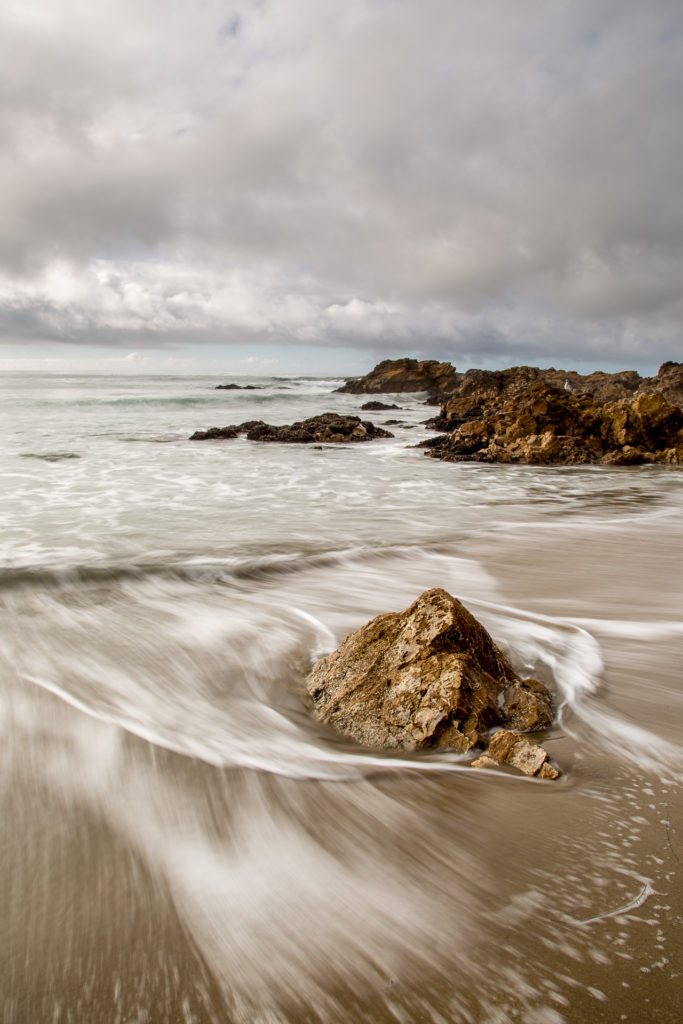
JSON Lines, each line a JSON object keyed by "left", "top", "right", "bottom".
{"left": 335, "top": 358, "right": 460, "bottom": 400}
{"left": 421, "top": 384, "right": 683, "bottom": 465}
{"left": 485, "top": 729, "right": 560, "bottom": 778}
{"left": 190, "top": 413, "right": 394, "bottom": 443}
{"left": 426, "top": 362, "right": 683, "bottom": 434}
{"left": 305, "top": 588, "right": 553, "bottom": 752}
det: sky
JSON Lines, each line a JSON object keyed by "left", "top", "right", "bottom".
{"left": 0, "top": 0, "right": 681, "bottom": 376}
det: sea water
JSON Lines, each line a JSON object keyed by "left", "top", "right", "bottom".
{"left": 1, "top": 373, "right": 681, "bottom": 1023}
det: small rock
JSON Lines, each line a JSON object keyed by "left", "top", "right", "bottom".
{"left": 487, "top": 729, "right": 560, "bottom": 778}
{"left": 470, "top": 755, "right": 500, "bottom": 770}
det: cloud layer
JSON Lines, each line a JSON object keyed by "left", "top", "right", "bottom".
{"left": 1, "top": 0, "right": 681, "bottom": 369}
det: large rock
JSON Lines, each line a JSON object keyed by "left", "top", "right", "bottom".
{"left": 426, "top": 366, "right": 643, "bottom": 432}
{"left": 421, "top": 383, "right": 683, "bottom": 465}
{"left": 305, "top": 588, "right": 553, "bottom": 752}
{"left": 190, "top": 413, "right": 394, "bottom": 443}
{"left": 335, "top": 358, "right": 460, "bottom": 400}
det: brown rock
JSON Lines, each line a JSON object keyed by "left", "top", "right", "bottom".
{"left": 190, "top": 413, "right": 394, "bottom": 444}
{"left": 470, "top": 755, "right": 500, "bottom": 770}
{"left": 486, "top": 729, "right": 560, "bottom": 778}
{"left": 304, "top": 588, "right": 553, "bottom": 752}
{"left": 335, "top": 358, "right": 459, "bottom": 400}
{"left": 423, "top": 382, "right": 683, "bottom": 466}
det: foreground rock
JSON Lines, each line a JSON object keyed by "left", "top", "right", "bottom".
{"left": 421, "top": 384, "right": 683, "bottom": 465}
{"left": 335, "top": 358, "right": 460, "bottom": 400}
{"left": 190, "top": 413, "right": 393, "bottom": 443}
{"left": 305, "top": 588, "right": 553, "bottom": 754}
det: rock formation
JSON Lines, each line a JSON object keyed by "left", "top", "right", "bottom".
{"left": 335, "top": 358, "right": 460, "bottom": 400}
{"left": 305, "top": 588, "right": 554, "bottom": 755}
{"left": 426, "top": 362, "right": 682, "bottom": 433}
{"left": 215, "top": 383, "right": 262, "bottom": 390}
{"left": 421, "top": 384, "right": 683, "bottom": 465}
{"left": 189, "top": 413, "right": 394, "bottom": 443}
{"left": 638, "top": 361, "right": 683, "bottom": 407}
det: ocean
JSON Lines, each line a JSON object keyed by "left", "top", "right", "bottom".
{"left": 1, "top": 372, "right": 681, "bottom": 1023}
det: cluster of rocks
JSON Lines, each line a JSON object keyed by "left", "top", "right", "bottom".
{"left": 305, "top": 588, "right": 559, "bottom": 778}
{"left": 215, "top": 383, "right": 262, "bottom": 390}
{"left": 421, "top": 383, "right": 683, "bottom": 465}
{"left": 189, "top": 413, "right": 393, "bottom": 444}
{"left": 335, "top": 358, "right": 460, "bottom": 402}
{"left": 426, "top": 361, "right": 683, "bottom": 431}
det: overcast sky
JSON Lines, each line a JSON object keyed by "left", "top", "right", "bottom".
{"left": 1, "top": 0, "right": 681, "bottom": 375}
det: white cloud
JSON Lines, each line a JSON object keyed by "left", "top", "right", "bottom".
{"left": 0, "top": 0, "right": 681, "bottom": 371}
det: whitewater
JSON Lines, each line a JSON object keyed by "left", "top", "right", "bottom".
{"left": 1, "top": 373, "right": 681, "bottom": 1023}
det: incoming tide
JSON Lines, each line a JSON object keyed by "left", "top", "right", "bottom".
{"left": 1, "top": 373, "right": 681, "bottom": 1023}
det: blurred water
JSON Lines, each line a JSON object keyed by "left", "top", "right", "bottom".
{"left": 0, "top": 373, "right": 681, "bottom": 1023}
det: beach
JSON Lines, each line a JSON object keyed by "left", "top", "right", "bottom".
{"left": 1, "top": 372, "right": 681, "bottom": 1023}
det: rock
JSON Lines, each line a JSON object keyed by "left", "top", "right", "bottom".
{"left": 422, "top": 382, "right": 683, "bottom": 466}
{"left": 470, "top": 755, "right": 500, "bottom": 770}
{"left": 637, "top": 361, "right": 683, "bottom": 408}
{"left": 361, "top": 401, "right": 401, "bottom": 411}
{"left": 215, "top": 383, "right": 262, "bottom": 390}
{"left": 189, "top": 425, "right": 242, "bottom": 440}
{"left": 486, "top": 729, "right": 559, "bottom": 778}
{"left": 425, "top": 366, "right": 644, "bottom": 432}
{"left": 189, "top": 413, "right": 393, "bottom": 443}
{"left": 335, "top": 358, "right": 460, "bottom": 400}
{"left": 305, "top": 588, "right": 553, "bottom": 752}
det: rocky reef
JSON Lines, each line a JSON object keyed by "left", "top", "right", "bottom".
{"left": 189, "top": 413, "right": 394, "bottom": 444}
{"left": 335, "top": 358, "right": 460, "bottom": 400}
{"left": 305, "top": 588, "right": 559, "bottom": 777}
{"left": 421, "top": 383, "right": 683, "bottom": 465}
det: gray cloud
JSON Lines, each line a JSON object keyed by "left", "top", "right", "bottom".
{"left": 0, "top": 0, "right": 681, "bottom": 369}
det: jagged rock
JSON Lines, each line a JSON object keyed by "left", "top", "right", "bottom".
{"left": 361, "top": 401, "right": 401, "bottom": 410}
{"left": 335, "top": 358, "right": 460, "bottom": 400}
{"left": 305, "top": 588, "right": 553, "bottom": 752}
{"left": 638, "top": 361, "right": 683, "bottom": 407}
{"left": 486, "top": 729, "right": 560, "bottom": 778}
{"left": 190, "top": 413, "right": 393, "bottom": 444}
{"left": 422, "top": 383, "right": 683, "bottom": 465}
{"left": 426, "top": 366, "right": 643, "bottom": 432}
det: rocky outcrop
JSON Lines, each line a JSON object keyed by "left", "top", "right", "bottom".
{"left": 426, "top": 362, "right": 683, "bottom": 433}
{"left": 425, "top": 365, "right": 643, "bottom": 432}
{"left": 215, "top": 383, "right": 262, "bottom": 390}
{"left": 335, "top": 358, "right": 460, "bottom": 400}
{"left": 421, "top": 384, "right": 683, "bottom": 465}
{"left": 638, "top": 361, "right": 683, "bottom": 407}
{"left": 190, "top": 413, "right": 394, "bottom": 443}
{"left": 305, "top": 588, "right": 553, "bottom": 754}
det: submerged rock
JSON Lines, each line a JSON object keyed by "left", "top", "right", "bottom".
{"left": 335, "top": 358, "right": 460, "bottom": 400}
{"left": 361, "top": 401, "right": 401, "bottom": 410}
{"left": 190, "top": 413, "right": 393, "bottom": 443}
{"left": 305, "top": 588, "right": 553, "bottom": 753}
